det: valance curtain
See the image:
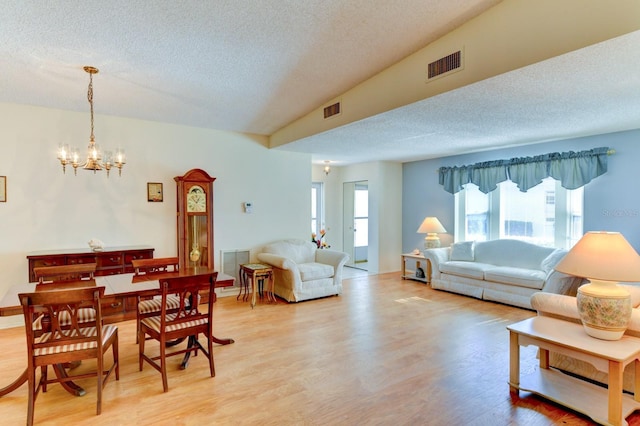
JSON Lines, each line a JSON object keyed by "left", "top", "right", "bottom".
{"left": 438, "top": 147, "right": 610, "bottom": 194}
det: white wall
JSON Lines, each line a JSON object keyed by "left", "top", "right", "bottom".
{"left": 0, "top": 102, "right": 311, "bottom": 327}
{"left": 319, "top": 161, "right": 402, "bottom": 275}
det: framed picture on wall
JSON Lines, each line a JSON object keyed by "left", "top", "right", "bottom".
{"left": 147, "top": 182, "right": 163, "bottom": 202}
{"left": 0, "top": 176, "right": 5, "bottom": 202}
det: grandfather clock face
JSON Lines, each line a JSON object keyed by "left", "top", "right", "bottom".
{"left": 187, "top": 185, "right": 206, "bottom": 213}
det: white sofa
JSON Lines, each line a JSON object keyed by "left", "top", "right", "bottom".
{"left": 423, "top": 239, "right": 582, "bottom": 309}
{"left": 531, "top": 287, "right": 640, "bottom": 393}
{"left": 257, "top": 239, "right": 349, "bottom": 302}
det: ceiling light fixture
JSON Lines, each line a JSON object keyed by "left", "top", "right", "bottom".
{"left": 324, "top": 161, "right": 331, "bottom": 176}
{"left": 57, "top": 66, "right": 126, "bottom": 177}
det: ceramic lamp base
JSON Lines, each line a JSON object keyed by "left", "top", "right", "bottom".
{"left": 424, "top": 234, "right": 441, "bottom": 249}
{"left": 577, "top": 280, "right": 631, "bottom": 340}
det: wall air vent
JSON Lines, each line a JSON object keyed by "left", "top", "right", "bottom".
{"left": 427, "top": 49, "right": 463, "bottom": 82}
{"left": 323, "top": 101, "right": 341, "bottom": 119}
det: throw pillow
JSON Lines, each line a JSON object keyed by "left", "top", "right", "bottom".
{"left": 450, "top": 241, "right": 475, "bottom": 261}
{"left": 541, "top": 249, "right": 567, "bottom": 273}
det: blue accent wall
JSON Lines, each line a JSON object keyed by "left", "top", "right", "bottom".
{"left": 402, "top": 129, "right": 640, "bottom": 252}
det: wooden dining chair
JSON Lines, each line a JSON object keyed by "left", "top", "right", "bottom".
{"left": 132, "top": 257, "right": 182, "bottom": 343}
{"left": 19, "top": 286, "right": 119, "bottom": 426}
{"left": 138, "top": 272, "right": 217, "bottom": 392}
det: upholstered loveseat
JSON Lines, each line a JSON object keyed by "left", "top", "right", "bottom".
{"left": 531, "top": 288, "right": 640, "bottom": 393}
{"left": 423, "top": 239, "right": 582, "bottom": 309}
{"left": 257, "top": 239, "right": 349, "bottom": 302}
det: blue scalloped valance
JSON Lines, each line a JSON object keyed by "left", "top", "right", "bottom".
{"left": 438, "top": 147, "right": 610, "bottom": 194}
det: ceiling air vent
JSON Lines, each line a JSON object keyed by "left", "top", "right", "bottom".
{"left": 323, "top": 101, "right": 341, "bottom": 119}
{"left": 427, "top": 49, "right": 463, "bottom": 81}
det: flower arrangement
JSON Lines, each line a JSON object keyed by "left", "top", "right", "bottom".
{"left": 312, "top": 229, "right": 330, "bottom": 249}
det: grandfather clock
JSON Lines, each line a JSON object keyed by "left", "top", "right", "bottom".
{"left": 175, "top": 169, "right": 215, "bottom": 270}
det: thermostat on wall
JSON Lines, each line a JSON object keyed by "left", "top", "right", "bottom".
{"left": 243, "top": 202, "right": 253, "bottom": 213}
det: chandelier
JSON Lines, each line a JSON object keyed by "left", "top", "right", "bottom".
{"left": 57, "top": 66, "right": 126, "bottom": 177}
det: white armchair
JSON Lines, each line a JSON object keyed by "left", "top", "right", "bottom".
{"left": 257, "top": 239, "right": 349, "bottom": 302}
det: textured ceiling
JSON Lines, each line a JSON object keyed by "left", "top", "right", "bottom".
{"left": 1, "top": 1, "right": 639, "bottom": 166}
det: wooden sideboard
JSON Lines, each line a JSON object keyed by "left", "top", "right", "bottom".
{"left": 26, "top": 246, "right": 155, "bottom": 282}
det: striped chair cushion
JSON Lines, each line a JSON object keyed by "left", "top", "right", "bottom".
{"left": 34, "top": 324, "right": 117, "bottom": 356}
{"left": 32, "top": 308, "right": 97, "bottom": 331}
{"left": 138, "top": 295, "right": 183, "bottom": 315}
{"left": 141, "top": 313, "right": 207, "bottom": 333}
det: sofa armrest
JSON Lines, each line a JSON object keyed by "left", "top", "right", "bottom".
{"left": 530, "top": 292, "right": 581, "bottom": 322}
{"left": 256, "top": 253, "right": 298, "bottom": 273}
{"left": 540, "top": 270, "right": 583, "bottom": 296}
{"left": 422, "top": 247, "right": 449, "bottom": 281}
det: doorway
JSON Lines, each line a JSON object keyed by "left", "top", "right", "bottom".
{"left": 343, "top": 181, "right": 368, "bottom": 271}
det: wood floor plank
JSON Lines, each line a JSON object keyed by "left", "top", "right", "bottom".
{"left": 1, "top": 272, "right": 639, "bottom": 425}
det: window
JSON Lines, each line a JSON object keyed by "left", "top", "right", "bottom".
{"left": 311, "top": 182, "right": 323, "bottom": 236}
{"left": 455, "top": 178, "right": 583, "bottom": 248}
{"left": 354, "top": 184, "right": 368, "bottom": 247}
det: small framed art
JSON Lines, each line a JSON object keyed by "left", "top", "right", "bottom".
{"left": 147, "top": 182, "right": 163, "bottom": 202}
{"left": 0, "top": 176, "right": 5, "bottom": 202}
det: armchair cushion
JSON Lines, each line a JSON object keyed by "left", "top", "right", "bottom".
{"left": 299, "top": 262, "right": 334, "bottom": 281}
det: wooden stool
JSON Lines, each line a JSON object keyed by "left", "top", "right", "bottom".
{"left": 238, "top": 263, "right": 274, "bottom": 308}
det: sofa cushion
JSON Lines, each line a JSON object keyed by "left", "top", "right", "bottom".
{"left": 450, "top": 241, "right": 475, "bottom": 261}
{"left": 439, "top": 261, "right": 495, "bottom": 280}
{"left": 299, "top": 262, "right": 334, "bottom": 281}
{"left": 484, "top": 266, "right": 546, "bottom": 289}
{"left": 473, "top": 239, "right": 554, "bottom": 269}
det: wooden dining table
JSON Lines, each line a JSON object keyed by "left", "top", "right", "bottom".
{"left": 0, "top": 267, "right": 235, "bottom": 398}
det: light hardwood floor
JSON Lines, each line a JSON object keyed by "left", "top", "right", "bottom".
{"left": 1, "top": 273, "right": 639, "bottom": 425}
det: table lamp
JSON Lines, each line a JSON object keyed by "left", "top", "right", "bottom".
{"left": 417, "top": 217, "right": 447, "bottom": 249}
{"left": 554, "top": 231, "right": 640, "bottom": 340}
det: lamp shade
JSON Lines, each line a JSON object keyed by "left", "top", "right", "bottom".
{"left": 554, "top": 231, "right": 640, "bottom": 282}
{"left": 416, "top": 217, "right": 447, "bottom": 234}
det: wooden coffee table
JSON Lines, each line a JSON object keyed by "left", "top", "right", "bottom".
{"left": 508, "top": 316, "right": 640, "bottom": 426}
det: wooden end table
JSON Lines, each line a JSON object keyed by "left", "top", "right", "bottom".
{"left": 238, "top": 263, "right": 274, "bottom": 308}
{"left": 508, "top": 316, "right": 640, "bottom": 426}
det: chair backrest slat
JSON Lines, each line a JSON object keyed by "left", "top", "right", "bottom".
{"left": 132, "top": 257, "right": 179, "bottom": 276}
{"left": 33, "top": 263, "right": 97, "bottom": 284}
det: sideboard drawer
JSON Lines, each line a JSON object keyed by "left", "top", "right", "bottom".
{"left": 67, "top": 255, "right": 97, "bottom": 265}
{"left": 96, "top": 254, "right": 123, "bottom": 268}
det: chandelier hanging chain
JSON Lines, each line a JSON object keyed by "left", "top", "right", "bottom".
{"left": 88, "top": 70, "right": 95, "bottom": 143}
{"left": 56, "top": 66, "right": 126, "bottom": 177}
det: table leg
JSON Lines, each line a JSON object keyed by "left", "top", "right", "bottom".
{"left": 509, "top": 330, "right": 520, "bottom": 393}
{"left": 635, "top": 358, "right": 640, "bottom": 402}
{"left": 53, "top": 364, "right": 86, "bottom": 396}
{"left": 251, "top": 273, "right": 257, "bottom": 309}
{"left": 608, "top": 360, "right": 624, "bottom": 426}
{"left": 0, "top": 369, "right": 28, "bottom": 397}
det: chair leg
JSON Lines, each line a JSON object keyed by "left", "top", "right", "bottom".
{"left": 96, "top": 353, "right": 103, "bottom": 415}
{"left": 160, "top": 339, "right": 168, "bottom": 392}
{"left": 41, "top": 366, "right": 47, "bottom": 392}
{"left": 208, "top": 334, "right": 215, "bottom": 377}
{"left": 113, "top": 329, "right": 120, "bottom": 381}
{"left": 27, "top": 367, "right": 37, "bottom": 426}
{"left": 138, "top": 329, "right": 145, "bottom": 371}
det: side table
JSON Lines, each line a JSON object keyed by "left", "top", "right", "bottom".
{"left": 508, "top": 316, "right": 640, "bottom": 426}
{"left": 401, "top": 253, "right": 430, "bottom": 284}
{"left": 238, "top": 263, "right": 275, "bottom": 308}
